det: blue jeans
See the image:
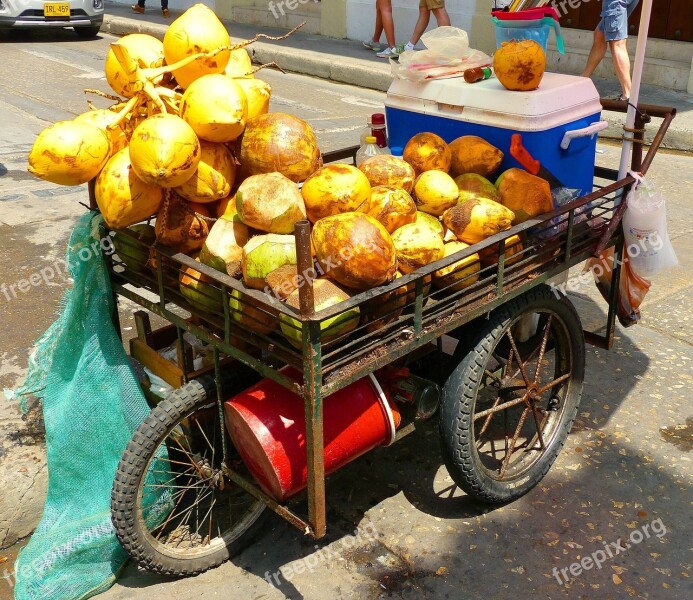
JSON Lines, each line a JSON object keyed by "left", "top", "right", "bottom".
{"left": 597, "top": 0, "right": 641, "bottom": 42}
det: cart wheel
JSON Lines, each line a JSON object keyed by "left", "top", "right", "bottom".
{"left": 111, "top": 371, "right": 267, "bottom": 576}
{"left": 440, "top": 284, "right": 585, "bottom": 504}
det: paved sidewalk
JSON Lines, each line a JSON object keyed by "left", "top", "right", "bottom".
{"left": 102, "top": 2, "right": 693, "bottom": 152}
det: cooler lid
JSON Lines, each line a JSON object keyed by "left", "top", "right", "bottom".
{"left": 386, "top": 72, "right": 602, "bottom": 131}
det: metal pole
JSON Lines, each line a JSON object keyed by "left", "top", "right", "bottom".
{"left": 616, "top": 0, "right": 653, "bottom": 185}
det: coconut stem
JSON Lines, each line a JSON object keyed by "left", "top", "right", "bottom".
{"left": 84, "top": 88, "right": 123, "bottom": 101}
{"left": 249, "top": 62, "right": 286, "bottom": 75}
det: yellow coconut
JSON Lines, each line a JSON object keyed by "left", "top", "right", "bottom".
{"left": 238, "top": 113, "right": 321, "bottom": 183}
{"left": 180, "top": 74, "right": 248, "bottom": 143}
{"left": 281, "top": 279, "right": 359, "bottom": 348}
{"left": 442, "top": 197, "right": 515, "bottom": 245}
{"left": 236, "top": 172, "right": 306, "bottom": 234}
{"left": 105, "top": 34, "right": 165, "bottom": 98}
{"left": 163, "top": 4, "right": 231, "bottom": 90}
{"left": 74, "top": 109, "right": 128, "bottom": 157}
{"left": 494, "top": 40, "right": 546, "bottom": 92}
{"left": 403, "top": 132, "right": 451, "bottom": 175}
{"left": 301, "top": 164, "right": 371, "bottom": 223}
{"left": 234, "top": 77, "right": 271, "bottom": 120}
{"left": 216, "top": 193, "right": 237, "bottom": 219}
{"left": 414, "top": 211, "right": 445, "bottom": 239}
{"left": 95, "top": 148, "right": 164, "bottom": 229}
{"left": 391, "top": 222, "right": 445, "bottom": 274}
{"left": 433, "top": 241, "right": 481, "bottom": 292}
{"left": 225, "top": 48, "right": 253, "bottom": 78}
{"left": 412, "top": 170, "right": 459, "bottom": 216}
{"left": 28, "top": 121, "right": 110, "bottom": 186}
{"left": 175, "top": 141, "right": 235, "bottom": 203}
{"left": 367, "top": 186, "right": 417, "bottom": 234}
{"left": 129, "top": 114, "right": 201, "bottom": 188}
{"left": 358, "top": 154, "right": 416, "bottom": 193}
{"left": 312, "top": 212, "right": 397, "bottom": 290}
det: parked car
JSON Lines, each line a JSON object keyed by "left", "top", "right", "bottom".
{"left": 0, "top": 0, "right": 104, "bottom": 38}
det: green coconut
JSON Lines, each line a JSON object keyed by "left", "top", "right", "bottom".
{"left": 454, "top": 173, "right": 501, "bottom": 203}
{"left": 229, "top": 287, "right": 278, "bottom": 334}
{"left": 179, "top": 258, "right": 224, "bottom": 314}
{"left": 199, "top": 213, "right": 250, "bottom": 276}
{"left": 241, "top": 234, "right": 297, "bottom": 289}
{"left": 112, "top": 223, "right": 155, "bottom": 273}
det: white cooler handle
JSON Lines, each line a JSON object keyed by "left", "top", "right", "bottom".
{"left": 560, "top": 120, "right": 609, "bottom": 150}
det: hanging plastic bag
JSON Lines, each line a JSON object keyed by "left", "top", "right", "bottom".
{"left": 586, "top": 245, "right": 651, "bottom": 327}
{"left": 622, "top": 172, "right": 678, "bottom": 279}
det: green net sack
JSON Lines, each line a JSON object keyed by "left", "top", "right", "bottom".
{"left": 7, "top": 212, "right": 169, "bottom": 599}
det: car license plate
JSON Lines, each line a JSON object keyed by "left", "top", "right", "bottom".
{"left": 44, "top": 2, "right": 70, "bottom": 17}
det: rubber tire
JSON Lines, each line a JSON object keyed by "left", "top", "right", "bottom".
{"left": 112, "top": 369, "right": 267, "bottom": 576}
{"left": 439, "top": 284, "right": 585, "bottom": 504}
{"left": 74, "top": 26, "right": 101, "bottom": 39}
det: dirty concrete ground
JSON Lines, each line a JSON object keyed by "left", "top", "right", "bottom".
{"left": 1, "top": 30, "right": 692, "bottom": 600}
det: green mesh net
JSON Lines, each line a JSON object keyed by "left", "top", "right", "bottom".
{"left": 7, "top": 211, "right": 169, "bottom": 599}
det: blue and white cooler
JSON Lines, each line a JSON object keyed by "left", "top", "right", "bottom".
{"left": 385, "top": 72, "right": 608, "bottom": 195}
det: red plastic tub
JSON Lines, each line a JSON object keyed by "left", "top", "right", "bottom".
{"left": 224, "top": 369, "right": 400, "bottom": 501}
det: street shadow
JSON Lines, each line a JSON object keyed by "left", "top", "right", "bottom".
{"left": 0, "top": 29, "right": 102, "bottom": 44}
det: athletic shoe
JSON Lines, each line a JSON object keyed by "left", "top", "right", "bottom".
{"left": 404, "top": 42, "right": 415, "bottom": 52}
{"left": 362, "top": 39, "right": 382, "bottom": 51}
{"left": 376, "top": 46, "right": 399, "bottom": 58}
{"left": 131, "top": 4, "right": 144, "bottom": 13}
{"left": 162, "top": 8, "right": 169, "bottom": 16}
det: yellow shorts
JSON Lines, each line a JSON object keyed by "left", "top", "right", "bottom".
{"left": 419, "top": 0, "right": 445, "bottom": 9}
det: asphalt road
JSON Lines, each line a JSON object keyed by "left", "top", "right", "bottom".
{"left": 1, "top": 28, "right": 692, "bottom": 600}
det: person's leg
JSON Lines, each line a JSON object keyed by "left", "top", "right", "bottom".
{"left": 373, "top": 7, "right": 383, "bottom": 43}
{"left": 609, "top": 39, "right": 632, "bottom": 98}
{"left": 377, "top": 0, "right": 396, "bottom": 49}
{"left": 581, "top": 27, "right": 607, "bottom": 78}
{"left": 431, "top": 6, "right": 450, "bottom": 27}
{"left": 409, "top": 6, "right": 431, "bottom": 46}
{"left": 132, "top": 1, "right": 145, "bottom": 13}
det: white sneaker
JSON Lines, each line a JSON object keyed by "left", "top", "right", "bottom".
{"left": 362, "top": 39, "right": 382, "bottom": 51}
{"left": 404, "top": 42, "right": 415, "bottom": 52}
{"left": 376, "top": 46, "right": 399, "bottom": 59}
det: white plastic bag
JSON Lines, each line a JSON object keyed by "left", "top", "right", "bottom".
{"left": 622, "top": 172, "right": 678, "bottom": 279}
{"left": 391, "top": 27, "right": 492, "bottom": 81}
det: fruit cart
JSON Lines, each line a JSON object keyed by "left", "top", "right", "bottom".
{"left": 103, "top": 99, "right": 674, "bottom": 576}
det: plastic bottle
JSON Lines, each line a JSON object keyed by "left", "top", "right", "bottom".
{"left": 463, "top": 66, "right": 493, "bottom": 83}
{"left": 356, "top": 136, "right": 382, "bottom": 166}
{"left": 370, "top": 113, "right": 388, "bottom": 149}
{"left": 390, "top": 146, "right": 404, "bottom": 159}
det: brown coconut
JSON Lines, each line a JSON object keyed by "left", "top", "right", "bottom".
{"left": 391, "top": 222, "right": 445, "bottom": 274}
{"left": 495, "top": 168, "right": 553, "bottom": 224}
{"left": 311, "top": 212, "right": 397, "bottom": 290}
{"left": 301, "top": 164, "right": 372, "bottom": 223}
{"left": 358, "top": 154, "right": 416, "bottom": 193}
{"left": 403, "top": 132, "right": 451, "bottom": 176}
{"left": 433, "top": 241, "right": 481, "bottom": 292}
{"left": 442, "top": 197, "right": 515, "bottom": 245}
{"left": 237, "top": 113, "right": 321, "bottom": 183}
{"left": 367, "top": 186, "right": 417, "bottom": 234}
{"left": 155, "top": 190, "right": 211, "bottom": 254}
{"left": 236, "top": 172, "right": 307, "bottom": 234}
{"left": 448, "top": 136, "right": 504, "bottom": 178}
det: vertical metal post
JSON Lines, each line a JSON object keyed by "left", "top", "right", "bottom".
{"left": 295, "top": 220, "right": 326, "bottom": 538}
{"left": 496, "top": 239, "right": 506, "bottom": 297}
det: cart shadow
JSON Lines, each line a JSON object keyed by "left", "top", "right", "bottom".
{"left": 0, "top": 29, "right": 102, "bottom": 43}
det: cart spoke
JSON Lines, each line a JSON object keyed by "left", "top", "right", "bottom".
{"left": 506, "top": 329, "right": 531, "bottom": 387}
{"left": 536, "top": 372, "right": 571, "bottom": 395}
{"left": 530, "top": 404, "right": 546, "bottom": 451}
{"left": 474, "top": 395, "right": 528, "bottom": 420}
{"left": 534, "top": 315, "right": 553, "bottom": 385}
{"left": 499, "top": 406, "right": 530, "bottom": 479}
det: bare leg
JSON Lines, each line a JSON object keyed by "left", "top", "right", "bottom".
{"left": 431, "top": 7, "right": 451, "bottom": 27}
{"left": 409, "top": 7, "right": 431, "bottom": 46}
{"left": 582, "top": 28, "right": 607, "bottom": 78}
{"left": 609, "top": 39, "right": 632, "bottom": 98}
{"left": 377, "top": 0, "right": 396, "bottom": 48}
{"left": 372, "top": 7, "right": 383, "bottom": 43}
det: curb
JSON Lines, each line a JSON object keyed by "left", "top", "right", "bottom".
{"left": 102, "top": 15, "right": 691, "bottom": 152}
